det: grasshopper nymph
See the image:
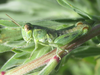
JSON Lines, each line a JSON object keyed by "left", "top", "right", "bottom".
{"left": 6, "top": 14, "right": 89, "bottom": 59}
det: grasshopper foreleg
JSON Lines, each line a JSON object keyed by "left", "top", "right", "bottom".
{"left": 30, "top": 39, "right": 38, "bottom": 58}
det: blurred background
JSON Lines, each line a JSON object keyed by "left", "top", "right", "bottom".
{"left": 0, "top": 0, "right": 100, "bottom": 75}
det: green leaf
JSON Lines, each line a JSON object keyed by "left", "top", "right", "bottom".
{"left": 4, "top": 41, "right": 26, "bottom": 48}
{"left": 0, "top": 0, "right": 76, "bottom": 21}
{"left": 0, "top": 27, "right": 22, "bottom": 43}
{"left": 97, "top": 0, "right": 100, "bottom": 12}
{"left": 57, "top": 0, "right": 96, "bottom": 20}
{"left": 0, "top": 52, "right": 28, "bottom": 71}
{"left": 0, "top": 44, "right": 12, "bottom": 53}
{"left": 95, "top": 58, "right": 100, "bottom": 75}
{"left": 12, "top": 49, "right": 23, "bottom": 53}
{"left": 72, "top": 46, "right": 100, "bottom": 58}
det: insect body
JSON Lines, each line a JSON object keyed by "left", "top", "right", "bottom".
{"left": 22, "top": 22, "right": 89, "bottom": 58}
{"left": 6, "top": 14, "right": 89, "bottom": 59}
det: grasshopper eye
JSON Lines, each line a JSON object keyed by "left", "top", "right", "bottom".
{"left": 24, "top": 23, "right": 32, "bottom": 31}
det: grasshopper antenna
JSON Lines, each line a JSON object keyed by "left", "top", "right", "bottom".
{"left": 6, "top": 14, "right": 21, "bottom": 27}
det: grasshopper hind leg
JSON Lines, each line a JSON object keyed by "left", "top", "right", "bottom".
{"left": 56, "top": 46, "right": 69, "bottom": 60}
{"left": 56, "top": 47, "right": 62, "bottom": 60}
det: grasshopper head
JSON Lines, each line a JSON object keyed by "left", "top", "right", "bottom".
{"left": 22, "top": 23, "right": 33, "bottom": 43}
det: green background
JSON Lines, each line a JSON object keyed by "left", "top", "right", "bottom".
{"left": 0, "top": 0, "right": 100, "bottom": 75}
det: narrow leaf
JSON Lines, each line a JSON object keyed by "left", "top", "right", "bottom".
{"left": 57, "top": 0, "right": 96, "bottom": 20}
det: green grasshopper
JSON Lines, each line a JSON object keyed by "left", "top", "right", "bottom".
{"left": 6, "top": 14, "right": 89, "bottom": 59}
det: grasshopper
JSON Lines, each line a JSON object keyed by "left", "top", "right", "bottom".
{"left": 6, "top": 14, "right": 89, "bottom": 59}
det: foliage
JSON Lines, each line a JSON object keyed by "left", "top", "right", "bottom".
{"left": 0, "top": 0, "right": 100, "bottom": 75}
